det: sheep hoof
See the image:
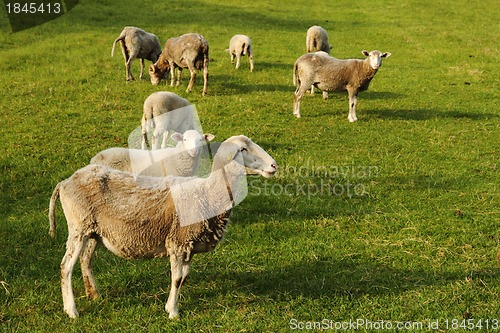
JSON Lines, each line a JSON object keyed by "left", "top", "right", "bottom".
{"left": 65, "top": 308, "right": 79, "bottom": 319}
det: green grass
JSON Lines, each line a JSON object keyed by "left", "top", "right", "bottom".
{"left": 1, "top": 0, "right": 499, "bottom": 331}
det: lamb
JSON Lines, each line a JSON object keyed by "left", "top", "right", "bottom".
{"left": 48, "top": 135, "right": 277, "bottom": 319}
{"left": 111, "top": 26, "right": 162, "bottom": 81}
{"left": 306, "top": 25, "right": 331, "bottom": 54}
{"left": 293, "top": 50, "right": 391, "bottom": 122}
{"left": 90, "top": 130, "right": 215, "bottom": 177}
{"left": 227, "top": 34, "right": 254, "bottom": 72}
{"left": 141, "top": 92, "right": 195, "bottom": 150}
{"left": 149, "top": 33, "right": 209, "bottom": 96}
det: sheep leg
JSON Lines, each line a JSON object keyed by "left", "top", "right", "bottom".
{"left": 230, "top": 52, "right": 235, "bottom": 65}
{"left": 322, "top": 91, "right": 329, "bottom": 100}
{"left": 166, "top": 253, "right": 187, "bottom": 319}
{"left": 348, "top": 91, "right": 358, "bottom": 122}
{"left": 293, "top": 82, "right": 309, "bottom": 118}
{"left": 125, "top": 48, "right": 139, "bottom": 81}
{"left": 202, "top": 56, "right": 209, "bottom": 96}
{"left": 60, "top": 234, "right": 87, "bottom": 318}
{"left": 186, "top": 65, "right": 196, "bottom": 93}
{"left": 139, "top": 58, "right": 145, "bottom": 80}
{"left": 248, "top": 53, "right": 254, "bottom": 72}
{"left": 235, "top": 53, "right": 241, "bottom": 69}
{"left": 169, "top": 61, "right": 177, "bottom": 87}
{"left": 79, "top": 238, "right": 100, "bottom": 300}
{"left": 161, "top": 131, "right": 170, "bottom": 149}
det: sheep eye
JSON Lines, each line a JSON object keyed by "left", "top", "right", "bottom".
{"left": 240, "top": 147, "right": 247, "bottom": 152}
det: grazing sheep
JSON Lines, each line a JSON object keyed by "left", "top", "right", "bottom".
{"left": 149, "top": 33, "right": 209, "bottom": 96}
{"left": 306, "top": 25, "right": 331, "bottom": 54}
{"left": 48, "top": 135, "right": 278, "bottom": 319}
{"left": 141, "top": 92, "right": 196, "bottom": 150}
{"left": 293, "top": 50, "right": 391, "bottom": 122}
{"left": 227, "top": 34, "right": 254, "bottom": 72}
{"left": 90, "top": 130, "right": 215, "bottom": 177}
{"left": 111, "top": 26, "right": 162, "bottom": 81}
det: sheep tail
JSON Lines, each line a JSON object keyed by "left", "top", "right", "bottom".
{"left": 111, "top": 32, "right": 126, "bottom": 57}
{"left": 48, "top": 182, "right": 61, "bottom": 238}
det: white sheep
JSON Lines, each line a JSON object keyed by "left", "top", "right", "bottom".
{"left": 111, "top": 26, "right": 162, "bottom": 81}
{"left": 48, "top": 135, "right": 277, "bottom": 319}
{"left": 90, "top": 130, "right": 215, "bottom": 177}
{"left": 306, "top": 25, "right": 331, "bottom": 54}
{"left": 227, "top": 34, "right": 254, "bottom": 72}
{"left": 149, "top": 33, "right": 209, "bottom": 96}
{"left": 141, "top": 92, "right": 196, "bottom": 150}
{"left": 293, "top": 50, "right": 391, "bottom": 122}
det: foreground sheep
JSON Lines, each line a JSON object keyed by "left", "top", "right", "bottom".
{"left": 227, "top": 34, "right": 254, "bottom": 72}
{"left": 149, "top": 33, "right": 209, "bottom": 96}
{"left": 48, "top": 135, "right": 277, "bottom": 319}
{"left": 306, "top": 25, "right": 331, "bottom": 54}
{"left": 142, "top": 92, "right": 195, "bottom": 150}
{"left": 111, "top": 26, "right": 162, "bottom": 81}
{"left": 293, "top": 50, "right": 391, "bottom": 122}
{"left": 90, "top": 130, "right": 215, "bottom": 177}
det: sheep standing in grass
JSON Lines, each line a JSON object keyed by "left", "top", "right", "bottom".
{"left": 90, "top": 130, "right": 215, "bottom": 177}
{"left": 111, "top": 26, "right": 162, "bottom": 81}
{"left": 227, "top": 34, "right": 254, "bottom": 72}
{"left": 149, "top": 33, "right": 209, "bottom": 96}
{"left": 306, "top": 25, "right": 331, "bottom": 54}
{"left": 141, "top": 92, "right": 195, "bottom": 150}
{"left": 48, "top": 135, "right": 277, "bottom": 319}
{"left": 293, "top": 50, "right": 391, "bottom": 122}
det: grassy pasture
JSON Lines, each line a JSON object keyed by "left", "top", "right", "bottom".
{"left": 0, "top": 0, "right": 498, "bottom": 331}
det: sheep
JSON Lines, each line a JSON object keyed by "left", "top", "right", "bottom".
{"left": 90, "top": 130, "right": 215, "bottom": 177}
{"left": 149, "top": 33, "right": 209, "bottom": 96}
{"left": 227, "top": 34, "right": 254, "bottom": 72}
{"left": 141, "top": 92, "right": 196, "bottom": 150}
{"left": 293, "top": 50, "right": 391, "bottom": 122}
{"left": 48, "top": 135, "right": 278, "bottom": 319}
{"left": 111, "top": 26, "right": 162, "bottom": 81}
{"left": 306, "top": 26, "right": 331, "bottom": 96}
{"left": 306, "top": 25, "right": 331, "bottom": 54}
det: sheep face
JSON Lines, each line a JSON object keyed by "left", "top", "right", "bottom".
{"left": 362, "top": 50, "right": 392, "bottom": 70}
{"left": 149, "top": 64, "right": 170, "bottom": 85}
{"left": 225, "top": 136, "right": 277, "bottom": 178}
{"left": 171, "top": 130, "right": 215, "bottom": 158}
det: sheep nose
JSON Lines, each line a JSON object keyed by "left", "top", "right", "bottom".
{"left": 271, "top": 163, "right": 278, "bottom": 170}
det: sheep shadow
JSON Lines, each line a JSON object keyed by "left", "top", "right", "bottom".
{"left": 215, "top": 75, "right": 292, "bottom": 95}
{"left": 367, "top": 108, "right": 499, "bottom": 121}
{"left": 190, "top": 255, "right": 500, "bottom": 305}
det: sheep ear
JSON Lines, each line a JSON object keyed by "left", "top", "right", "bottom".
{"left": 149, "top": 64, "right": 156, "bottom": 73}
{"left": 382, "top": 52, "right": 392, "bottom": 58}
{"left": 171, "top": 132, "right": 183, "bottom": 142}
{"left": 204, "top": 133, "right": 215, "bottom": 142}
{"left": 362, "top": 50, "right": 370, "bottom": 57}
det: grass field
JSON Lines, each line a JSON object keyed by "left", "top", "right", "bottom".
{"left": 0, "top": 0, "right": 499, "bottom": 331}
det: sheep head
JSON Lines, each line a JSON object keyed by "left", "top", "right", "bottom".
{"left": 149, "top": 63, "right": 170, "bottom": 85}
{"left": 171, "top": 130, "right": 215, "bottom": 158}
{"left": 215, "top": 136, "right": 278, "bottom": 179}
{"left": 362, "top": 50, "right": 392, "bottom": 70}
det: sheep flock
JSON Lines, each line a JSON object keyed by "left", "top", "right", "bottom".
{"left": 49, "top": 24, "right": 393, "bottom": 319}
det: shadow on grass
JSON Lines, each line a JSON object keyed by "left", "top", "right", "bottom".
{"left": 368, "top": 108, "right": 499, "bottom": 121}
